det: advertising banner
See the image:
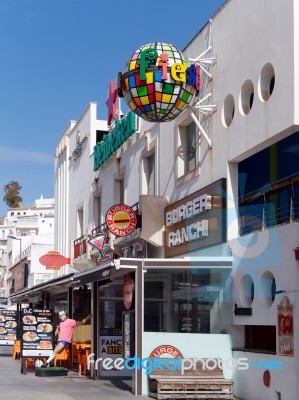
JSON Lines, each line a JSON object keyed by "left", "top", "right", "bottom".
{"left": 278, "top": 296, "right": 294, "bottom": 356}
{"left": 21, "top": 308, "right": 54, "bottom": 357}
{"left": 98, "top": 328, "right": 131, "bottom": 377}
{"left": 0, "top": 297, "right": 8, "bottom": 306}
{"left": 0, "top": 309, "right": 18, "bottom": 345}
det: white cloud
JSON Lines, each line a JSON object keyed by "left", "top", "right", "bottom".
{"left": 0, "top": 146, "right": 53, "bottom": 165}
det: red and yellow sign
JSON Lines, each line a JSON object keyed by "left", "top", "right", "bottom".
{"left": 278, "top": 296, "right": 294, "bottom": 356}
{"left": 106, "top": 204, "right": 137, "bottom": 237}
{"left": 150, "top": 345, "right": 183, "bottom": 359}
{"left": 123, "top": 273, "right": 134, "bottom": 310}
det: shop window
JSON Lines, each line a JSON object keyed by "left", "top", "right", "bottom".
{"left": 73, "top": 285, "right": 91, "bottom": 317}
{"left": 144, "top": 280, "right": 166, "bottom": 332}
{"left": 238, "top": 131, "right": 299, "bottom": 234}
{"left": 245, "top": 325, "right": 276, "bottom": 353}
{"left": 144, "top": 268, "right": 232, "bottom": 334}
{"left": 99, "top": 277, "right": 128, "bottom": 331}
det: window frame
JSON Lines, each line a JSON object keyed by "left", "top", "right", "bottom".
{"left": 175, "top": 114, "right": 200, "bottom": 186}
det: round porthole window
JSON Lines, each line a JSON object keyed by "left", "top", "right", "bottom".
{"left": 239, "top": 274, "right": 254, "bottom": 307}
{"left": 258, "top": 63, "right": 275, "bottom": 102}
{"left": 239, "top": 79, "right": 254, "bottom": 115}
{"left": 222, "top": 94, "right": 235, "bottom": 127}
{"left": 258, "top": 271, "right": 276, "bottom": 307}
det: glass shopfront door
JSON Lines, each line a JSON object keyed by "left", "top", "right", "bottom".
{"left": 97, "top": 275, "right": 132, "bottom": 377}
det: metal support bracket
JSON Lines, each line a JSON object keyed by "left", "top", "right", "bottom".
{"left": 188, "top": 19, "right": 217, "bottom": 149}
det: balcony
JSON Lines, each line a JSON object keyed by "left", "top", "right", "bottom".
{"left": 29, "top": 273, "right": 53, "bottom": 286}
{"left": 74, "top": 235, "right": 87, "bottom": 258}
{"left": 72, "top": 234, "right": 94, "bottom": 272}
{"left": 239, "top": 173, "right": 299, "bottom": 236}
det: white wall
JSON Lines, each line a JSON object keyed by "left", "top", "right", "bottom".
{"left": 142, "top": 332, "right": 233, "bottom": 395}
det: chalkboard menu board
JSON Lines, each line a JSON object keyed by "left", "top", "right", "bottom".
{"left": 21, "top": 308, "right": 54, "bottom": 357}
{"left": 0, "top": 310, "right": 18, "bottom": 345}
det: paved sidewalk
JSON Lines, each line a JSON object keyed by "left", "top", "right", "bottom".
{"left": 0, "top": 347, "right": 150, "bottom": 400}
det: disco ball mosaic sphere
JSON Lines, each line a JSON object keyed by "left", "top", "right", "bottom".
{"left": 120, "top": 42, "right": 198, "bottom": 123}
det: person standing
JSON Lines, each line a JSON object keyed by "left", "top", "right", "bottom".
{"left": 43, "top": 311, "right": 91, "bottom": 367}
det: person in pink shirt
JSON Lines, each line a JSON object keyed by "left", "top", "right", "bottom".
{"left": 43, "top": 311, "right": 91, "bottom": 367}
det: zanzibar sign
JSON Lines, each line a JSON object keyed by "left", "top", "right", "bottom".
{"left": 93, "top": 111, "right": 137, "bottom": 171}
{"left": 118, "top": 42, "right": 200, "bottom": 123}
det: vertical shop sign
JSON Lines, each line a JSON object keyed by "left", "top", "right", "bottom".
{"left": 0, "top": 309, "right": 18, "bottom": 344}
{"left": 21, "top": 308, "right": 54, "bottom": 357}
{"left": 123, "top": 273, "right": 134, "bottom": 310}
{"left": 278, "top": 296, "right": 294, "bottom": 356}
{"left": 123, "top": 310, "right": 135, "bottom": 359}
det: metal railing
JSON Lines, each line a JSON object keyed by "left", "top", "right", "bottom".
{"left": 73, "top": 235, "right": 87, "bottom": 258}
{"left": 73, "top": 202, "right": 141, "bottom": 259}
{"left": 239, "top": 174, "right": 299, "bottom": 235}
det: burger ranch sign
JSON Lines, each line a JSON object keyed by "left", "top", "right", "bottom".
{"left": 166, "top": 194, "right": 211, "bottom": 245}
{"left": 164, "top": 179, "right": 226, "bottom": 257}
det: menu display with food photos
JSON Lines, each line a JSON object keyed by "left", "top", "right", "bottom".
{"left": 21, "top": 308, "right": 54, "bottom": 357}
{"left": 0, "top": 310, "right": 18, "bottom": 345}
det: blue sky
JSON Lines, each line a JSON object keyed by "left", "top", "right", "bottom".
{"left": 0, "top": 0, "right": 224, "bottom": 217}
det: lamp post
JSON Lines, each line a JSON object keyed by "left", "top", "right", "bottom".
{"left": 7, "top": 235, "right": 22, "bottom": 340}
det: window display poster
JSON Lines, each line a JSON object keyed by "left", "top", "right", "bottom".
{"left": 0, "top": 310, "right": 18, "bottom": 345}
{"left": 21, "top": 308, "right": 54, "bottom": 357}
{"left": 98, "top": 332, "right": 131, "bottom": 377}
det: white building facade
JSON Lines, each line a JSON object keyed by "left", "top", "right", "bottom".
{"left": 3, "top": 197, "right": 56, "bottom": 305}
{"left": 53, "top": 0, "right": 299, "bottom": 398}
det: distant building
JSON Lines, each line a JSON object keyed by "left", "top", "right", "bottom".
{"left": 2, "top": 197, "right": 55, "bottom": 305}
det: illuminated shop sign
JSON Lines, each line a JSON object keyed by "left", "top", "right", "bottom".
{"left": 166, "top": 194, "right": 212, "bottom": 247}
{"left": 93, "top": 111, "right": 136, "bottom": 171}
{"left": 164, "top": 179, "right": 226, "bottom": 257}
{"left": 87, "top": 231, "right": 112, "bottom": 264}
{"left": 106, "top": 204, "right": 137, "bottom": 237}
{"left": 118, "top": 42, "right": 200, "bottom": 123}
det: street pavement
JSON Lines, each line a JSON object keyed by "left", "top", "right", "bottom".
{"left": 0, "top": 346, "right": 151, "bottom": 400}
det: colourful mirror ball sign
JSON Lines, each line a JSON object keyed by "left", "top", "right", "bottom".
{"left": 120, "top": 42, "right": 200, "bottom": 123}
